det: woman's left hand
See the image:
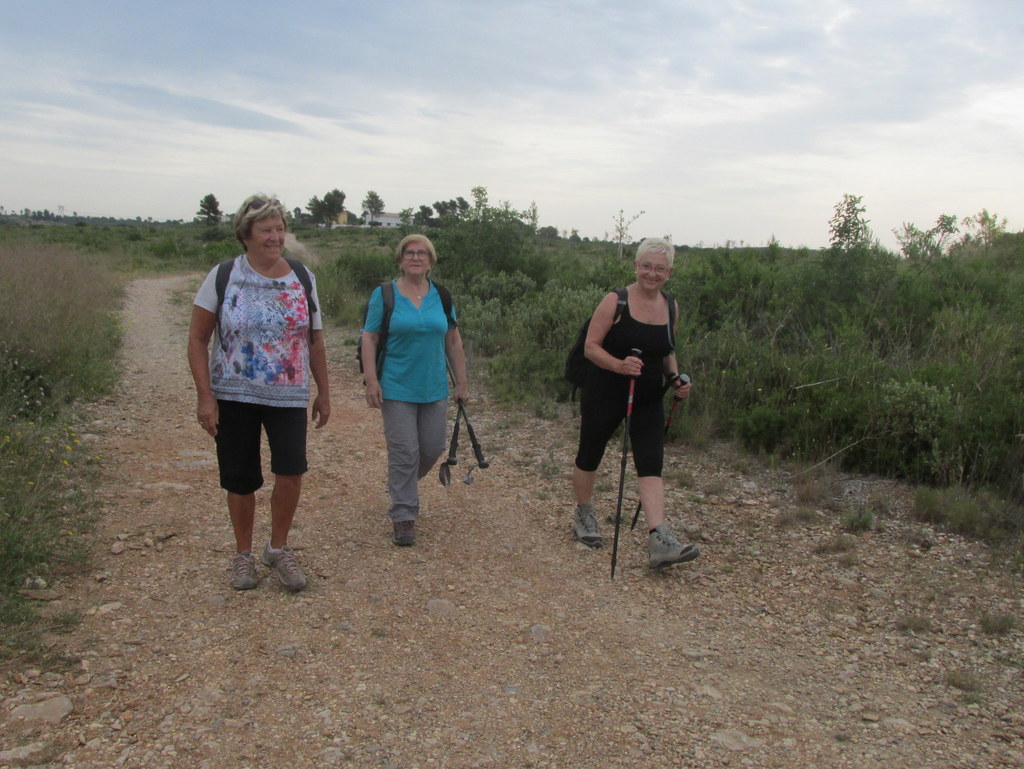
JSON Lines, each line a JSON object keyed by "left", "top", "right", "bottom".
{"left": 364, "top": 381, "right": 384, "bottom": 409}
{"left": 312, "top": 394, "right": 331, "bottom": 428}
{"left": 672, "top": 375, "right": 693, "bottom": 399}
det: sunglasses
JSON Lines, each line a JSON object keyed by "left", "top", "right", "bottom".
{"left": 245, "top": 197, "right": 281, "bottom": 214}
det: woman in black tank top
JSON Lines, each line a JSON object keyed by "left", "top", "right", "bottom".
{"left": 570, "top": 238, "right": 701, "bottom": 570}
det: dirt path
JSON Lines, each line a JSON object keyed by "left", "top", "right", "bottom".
{"left": 2, "top": 274, "right": 1023, "bottom": 768}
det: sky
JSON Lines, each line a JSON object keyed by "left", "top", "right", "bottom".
{"left": 1, "top": 0, "right": 1021, "bottom": 250}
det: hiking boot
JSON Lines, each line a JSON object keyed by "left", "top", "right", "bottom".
{"left": 260, "top": 545, "right": 307, "bottom": 591}
{"left": 572, "top": 504, "right": 603, "bottom": 548}
{"left": 230, "top": 551, "right": 258, "bottom": 590}
{"left": 648, "top": 524, "right": 700, "bottom": 570}
{"left": 392, "top": 520, "right": 416, "bottom": 547}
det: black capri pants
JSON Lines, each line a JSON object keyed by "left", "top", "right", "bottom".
{"left": 214, "top": 399, "right": 308, "bottom": 495}
{"left": 574, "top": 386, "right": 665, "bottom": 477}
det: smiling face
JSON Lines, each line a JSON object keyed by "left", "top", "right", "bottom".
{"left": 243, "top": 214, "right": 286, "bottom": 265}
{"left": 634, "top": 254, "right": 672, "bottom": 288}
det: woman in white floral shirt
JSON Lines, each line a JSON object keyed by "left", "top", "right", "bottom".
{"left": 188, "top": 194, "right": 330, "bottom": 592}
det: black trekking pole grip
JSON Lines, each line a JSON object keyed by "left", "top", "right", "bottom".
{"left": 446, "top": 403, "right": 463, "bottom": 465}
{"left": 461, "top": 409, "right": 489, "bottom": 469}
{"left": 611, "top": 348, "right": 642, "bottom": 579}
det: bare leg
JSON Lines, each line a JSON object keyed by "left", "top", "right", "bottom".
{"left": 572, "top": 466, "right": 597, "bottom": 506}
{"left": 269, "top": 474, "right": 302, "bottom": 548}
{"left": 638, "top": 476, "right": 666, "bottom": 529}
{"left": 227, "top": 492, "right": 256, "bottom": 553}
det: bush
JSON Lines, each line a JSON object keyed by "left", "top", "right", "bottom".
{"left": 0, "top": 243, "right": 120, "bottom": 655}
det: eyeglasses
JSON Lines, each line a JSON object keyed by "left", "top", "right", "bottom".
{"left": 245, "top": 197, "right": 281, "bottom": 213}
{"left": 404, "top": 249, "right": 431, "bottom": 259}
{"left": 637, "top": 262, "right": 669, "bottom": 275}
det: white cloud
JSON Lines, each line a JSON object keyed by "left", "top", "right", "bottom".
{"left": 0, "top": 0, "right": 1020, "bottom": 245}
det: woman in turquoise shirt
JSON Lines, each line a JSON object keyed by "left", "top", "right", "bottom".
{"left": 361, "top": 234, "right": 469, "bottom": 546}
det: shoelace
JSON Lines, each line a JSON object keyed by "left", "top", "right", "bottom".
{"left": 232, "top": 554, "right": 255, "bottom": 576}
{"left": 275, "top": 550, "right": 301, "bottom": 576}
{"left": 652, "top": 529, "right": 681, "bottom": 547}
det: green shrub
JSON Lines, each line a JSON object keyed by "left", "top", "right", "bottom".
{"left": 0, "top": 243, "right": 120, "bottom": 655}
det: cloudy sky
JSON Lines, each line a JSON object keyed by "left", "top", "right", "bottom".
{"left": 1, "top": 0, "right": 1020, "bottom": 249}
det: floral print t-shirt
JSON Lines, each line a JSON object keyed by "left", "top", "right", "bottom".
{"left": 194, "top": 254, "right": 322, "bottom": 408}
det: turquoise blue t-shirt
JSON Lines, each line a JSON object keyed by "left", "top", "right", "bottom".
{"left": 364, "top": 281, "right": 456, "bottom": 403}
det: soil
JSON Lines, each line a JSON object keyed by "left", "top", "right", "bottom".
{"left": 2, "top": 270, "right": 1023, "bottom": 769}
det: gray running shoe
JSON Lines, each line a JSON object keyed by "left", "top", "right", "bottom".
{"left": 648, "top": 524, "right": 700, "bottom": 569}
{"left": 260, "top": 545, "right": 307, "bottom": 591}
{"left": 392, "top": 520, "right": 416, "bottom": 547}
{"left": 572, "top": 504, "right": 603, "bottom": 548}
{"left": 230, "top": 551, "right": 258, "bottom": 590}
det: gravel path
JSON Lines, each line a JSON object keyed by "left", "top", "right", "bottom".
{"left": 2, "top": 273, "right": 1023, "bottom": 769}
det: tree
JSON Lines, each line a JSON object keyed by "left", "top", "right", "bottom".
{"left": 894, "top": 214, "right": 959, "bottom": 260}
{"left": 959, "top": 208, "right": 1007, "bottom": 251}
{"left": 414, "top": 205, "right": 437, "bottom": 227}
{"left": 196, "top": 194, "right": 222, "bottom": 226}
{"left": 828, "top": 193, "right": 872, "bottom": 252}
{"left": 322, "top": 189, "right": 346, "bottom": 225}
{"left": 613, "top": 208, "right": 645, "bottom": 259}
{"left": 307, "top": 196, "right": 327, "bottom": 227}
{"left": 307, "top": 189, "right": 346, "bottom": 228}
{"left": 362, "top": 190, "right": 384, "bottom": 225}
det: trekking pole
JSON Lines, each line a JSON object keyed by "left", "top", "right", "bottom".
{"left": 459, "top": 403, "right": 489, "bottom": 484}
{"left": 439, "top": 402, "right": 463, "bottom": 487}
{"left": 611, "top": 348, "right": 642, "bottom": 579}
{"left": 630, "top": 373, "right": 689, "bottom": 531}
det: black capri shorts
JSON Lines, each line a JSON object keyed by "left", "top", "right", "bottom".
{"left": 574, "top": 387, "right": 665, "bottom": 477}
{"left": 214, "top": 399, "right": 308, "bottom": 495}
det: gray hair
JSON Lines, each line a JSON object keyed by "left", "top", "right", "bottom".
{"left": 233, "top": 194, "right": 288, "bottom": 244}
{"left": 635, "top": 237, "right": 675, "bottom": 267}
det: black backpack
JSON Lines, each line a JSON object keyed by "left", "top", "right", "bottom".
{"left": 215, "top": 257, "right": 317, "bottom": 344}
{"left": 564, "top": 288, "right": 675, "bottom": 398}
{"left": 356, "top": 279, "right": 455, "bottom": 377}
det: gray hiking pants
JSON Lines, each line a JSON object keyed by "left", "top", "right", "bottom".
{"left": 380, "top": 398, "right": 448, "bottom": 522}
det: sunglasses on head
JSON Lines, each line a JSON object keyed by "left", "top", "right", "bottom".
{"left": 245, "top": 197, "right": 281, "bottom": 214}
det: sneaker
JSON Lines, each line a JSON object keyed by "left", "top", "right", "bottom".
{"left": 392, "top": 520, "right": 416, "bottom": 547}
{"left": 260, "top": 545, "right": 307, "bottom": 592}
{"left": 648, "top": 525, "right": 700, "bottom": 570}
{"left": 230, "top": 552, "right": 258, "bottom": 590}
{"left": 572, "top": 504, "right": 603, "bottom": 548}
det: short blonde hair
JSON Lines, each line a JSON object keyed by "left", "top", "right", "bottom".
{"left": 395, "top": 234, "right": 438, "bottom": 273}
{"left": 233, "top": 194, "right": 287, "bottom": 245}
{"left": 635, "top": 237, "right": 675, "bottom": 267}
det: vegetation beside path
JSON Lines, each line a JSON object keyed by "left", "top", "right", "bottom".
{"left": 2, "top": 193, "right": 1023, "bottom": 660}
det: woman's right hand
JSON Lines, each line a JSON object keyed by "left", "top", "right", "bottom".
{"left": 364, "top": 381, "right": 383, "bottom": 409}
{"left": 619, "top": 355, "right": 643, "bottom": 378}
{"left": 196, "top": 396, "right": 218, "bottom": 437}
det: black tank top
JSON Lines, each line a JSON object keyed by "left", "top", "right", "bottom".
{"left": 588, "top": 296, "right": 674, "bottom": 403}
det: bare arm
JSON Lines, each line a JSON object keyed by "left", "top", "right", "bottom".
{"left": 309, "top": 329, "right": 331, "bottom": 427}
{"left": 361, "top": 330, "right": 383, "bottom": 408}
{"left": 445, "top": 327, "right": 469, "bottom": 404}
{"left": 187, "top": 306, "right": 219, "bottom": 436}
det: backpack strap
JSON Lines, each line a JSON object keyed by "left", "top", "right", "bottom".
{"left": 431, "top": 280, "right": 457, "bottom": 328}
{"left": 378, "top": 280, "right": 396, "bottom": 336}
{"left": 661, "top": 289, "right": 676, "bottom": 350}
{"left": 214, "top": 258, "right": 235, "bottom": 351}
{"left": 613, "top": 287, "right": 628, "bottom": 323}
